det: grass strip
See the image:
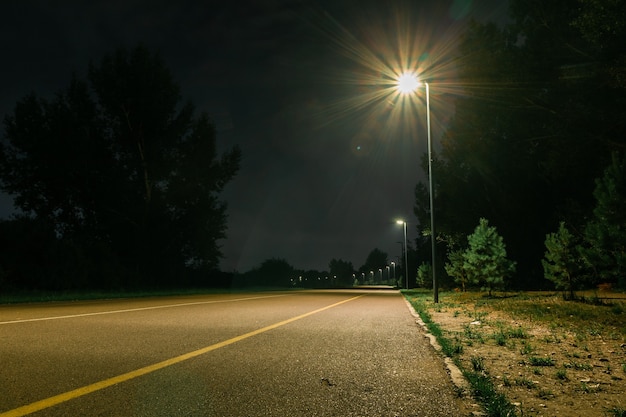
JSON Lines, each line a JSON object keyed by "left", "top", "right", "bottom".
{"left": 403, "top": 291, "right": 518, "bottom": 417}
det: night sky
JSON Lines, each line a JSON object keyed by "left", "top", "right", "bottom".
{"left": 0, "top": 0, "right": 509, "bottom": 273}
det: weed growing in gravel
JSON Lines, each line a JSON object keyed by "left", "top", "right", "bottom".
{"left": 471, "top": 356, "right": 486, "bottom": 372}
{"left": 514, "top": 376, "right": 536, "bottom": 389}
{"left": 529, "top": 356, "right": 556, "bottom": 366}
{"left": 508, "top": 326, "right": 528, "bottom": 339}
{"left": 537, "top": 388, "right": 554, "bottom": 399}
{"left": 607, "top": 407, "right": 626, "bottom": 417}
{"left": 464, "top": 371, "right": 517, "bottom": 417}
{"left": 463, "top": 324, "right": 485, "bottom": 343}
{"left": 519, "top": 341, "right": 535, "bottom": 355}
{"left": 494, "top": 331, "right": 508, "bottom": 346}
{"left": 565, "top": 361, "right": 593, "bottom": 371}
{"left": 472, "top": 309, "right": 488, "bottom": 322}
{"left": 555, "top": 369, "right": 568, "bottom": 381}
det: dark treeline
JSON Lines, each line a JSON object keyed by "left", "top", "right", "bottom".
{"left": 0, "top": 46, "right": 241, "bottom": 291}
{"left": 232, "top": 250, "right": 406, "bottom": 289}
{"left": 414, "top": 0, "right": 626, "bottom": 291}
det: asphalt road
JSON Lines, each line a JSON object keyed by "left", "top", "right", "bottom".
{"left": 0, "top": 289, "right": 469, "bottom": 416}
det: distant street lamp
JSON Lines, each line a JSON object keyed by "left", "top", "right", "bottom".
{"left": 391, "top": 261, "right": 396, "bottom": 282}
{"left": 396, "top": 219, "right": 409, "bottom": 289}
{"left": 397, "top": 72, "right": 438, "bottom": 303}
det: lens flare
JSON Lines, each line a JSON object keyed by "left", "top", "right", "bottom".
{"left": 300, "top": 2, "right": 466, "bottom": 147}
{"left": 397, "top": 72, "right": 419, "bottom": 94}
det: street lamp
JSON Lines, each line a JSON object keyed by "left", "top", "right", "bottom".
{"left": 396, "top": 219, "right": 409, "bottom": 289}
{"left": 397, "top": 72, "right": 438, "bottom": 303}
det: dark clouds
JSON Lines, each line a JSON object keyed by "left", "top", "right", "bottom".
{"left": 0, "top": 0, "right": 509, "bottom": 272}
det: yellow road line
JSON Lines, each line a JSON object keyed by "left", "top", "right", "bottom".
{"left": 0, "top": 294, "right": 289, "bottom": 325}
{"left": 1, "top": 294, "right": 364, "bottom": 417}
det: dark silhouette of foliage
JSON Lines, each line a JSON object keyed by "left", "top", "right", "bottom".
{"left": 359, "top": 248, "right": 388, "bottom": 283}
{"left": 329, "top": 258, "right": 355, "bottom": 287}
{"left": 245, "top": 258, "right": 295, "bottom": 287}
{"left": 414, "top": 1, "right": 626, "bottom": 289}
{"left": 582, "top": 153, "right": 626, "bottom": 288}
{"left": 542, "top": 222, "right": 586, "bottom": 298}
{"left": 0, "top": 46, "right": 240, "bottom": 290}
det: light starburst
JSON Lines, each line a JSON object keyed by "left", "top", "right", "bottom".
{"left": 397, "top": 72, "right": 419, "bottom": 94}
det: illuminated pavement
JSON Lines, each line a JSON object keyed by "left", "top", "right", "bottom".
{"left": 0, "top": 290, "right": 469, "bottom": 416}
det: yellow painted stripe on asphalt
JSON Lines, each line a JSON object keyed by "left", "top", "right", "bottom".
{"left": 1, "top": 294, "right": 365, "bottom": 417}
{"left": 1, "top": 294, "right": 289, "bottom": 325}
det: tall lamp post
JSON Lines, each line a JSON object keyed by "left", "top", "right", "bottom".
{"left": 397, "top": 73, "right": 438, "bottom": 303}
{"left": 396, "top": 219, "right": 409, "bottom": 289}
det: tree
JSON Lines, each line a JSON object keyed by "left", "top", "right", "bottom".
{"left": 359, "top": 248, "right": 388, "bottom": 283}
{"left": 463, "top": 218, "right": 516, "bottom": 296}
{"left": 0, "top": 46, "right": 241, "bottom": 289}
{"left": 571, "top": 0, "right": 626, "bottom": 89}
{"left": 582, "top": 152, "right": 626, "bottom": 289}
{"left": 248, "top": 258, "right": 295, "bottom": 287}
{"left": 542, "top": 222, "right": 585, "bottom": 298}
{"left": 329, "top": 258, "right": 355, "bottom": 287}
{"left": 445, "top": 249, "right": 468, "bottom": 292}
{"left": 416, "top": 262, "right": 432, "bottom": 288}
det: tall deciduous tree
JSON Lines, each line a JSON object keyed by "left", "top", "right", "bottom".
{"left": 0, "top": 46, "right": 241, "bottom": 288}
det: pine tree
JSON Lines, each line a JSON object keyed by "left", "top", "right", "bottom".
{"left": 416, "top": 262, "right": 432, "bottom": 288}
{"left": 542, "top": 222, "right": 584, "bottom": 299}
{"left": 463, "top": 218, "right": 516, "bottom": 296}
{"left": 582, "top": 152, "right": 626, "bottom": 289}
{"left": 445, "top": 249, "right": 468, "bottom": 291}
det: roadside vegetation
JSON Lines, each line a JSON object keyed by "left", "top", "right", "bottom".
{"left": 404, "top": 290, "right": 626, "bottom": 417}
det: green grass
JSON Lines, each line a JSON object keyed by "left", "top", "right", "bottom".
{"left": 514, "top": 376, "right": 536, "bottom": 389}
{"left": 606, "top": 407, "right": 626, "bottom": 417}
{"left": 471, "top": 356, "right": 486, "bottom": 372}
{"left": 555, "top": 369, "right": 568, "bottom": 381}
{"left": 519, "top": 341, "right": 535, "bottom": 355}
{"left": 464, "top": 371, "right": 518, "bottom": 417}
{"left": 528, "top": 356, "right": 556, "bottom": 366}
{"left": 564, "top": 361, "right": 593, "bottom": 371}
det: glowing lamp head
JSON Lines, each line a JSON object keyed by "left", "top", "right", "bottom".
{"left": 397, "top": 72, "right": 420, "bottom": 94}
{"left": 396, "top": 219, "right": 405, "bottom": 225}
